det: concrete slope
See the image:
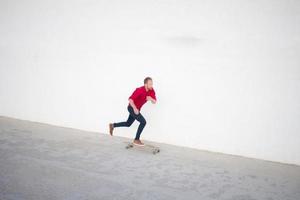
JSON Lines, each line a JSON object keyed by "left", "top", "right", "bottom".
{"left": 0, "top": 116, "right": 299, "bottom": 200}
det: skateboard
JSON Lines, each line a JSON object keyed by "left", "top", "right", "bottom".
{"left": 125, "top": 142, "right": 160, "bottom": 154}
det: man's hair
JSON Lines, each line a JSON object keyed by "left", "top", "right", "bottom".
{"left": 144, "top": 77, "right": 152, "bottom": 84}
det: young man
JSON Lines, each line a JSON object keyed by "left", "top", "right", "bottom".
{"left": 109, "top": 77, "right": 157, "bottom": 146}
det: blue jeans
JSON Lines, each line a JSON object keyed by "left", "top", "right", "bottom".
{"left": 113, "top": 105, "right": 147, "bottom": 140}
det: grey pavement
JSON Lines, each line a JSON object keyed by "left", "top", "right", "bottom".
{"left": 0, "top": 116, "right": 299, "bottom": 200}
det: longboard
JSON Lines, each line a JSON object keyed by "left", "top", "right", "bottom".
{"left": 125, "top": 142, "right": 160, "bottom": 154}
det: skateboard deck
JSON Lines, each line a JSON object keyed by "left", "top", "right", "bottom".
{"left": 125, "top": 142, "right": 160, "bottom": 154}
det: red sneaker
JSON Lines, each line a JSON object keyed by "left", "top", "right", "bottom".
{"left": 109, "top": 123, "right": 114, "bottom": 136}
{"left": 133, "top": 139, "right": 144, "bottom": 146}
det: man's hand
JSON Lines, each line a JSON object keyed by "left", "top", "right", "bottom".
{"left": 129, "top": 98, "right": 140, "bottom": 115}
{"left": 133, "top": 108, "right": 139, "bottom": 115}
{"left": 147, "top": 96, "right": 156, "bottom": 104}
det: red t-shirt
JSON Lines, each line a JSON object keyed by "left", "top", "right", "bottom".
{"left": 128, "top": 86, "right": 156, "bottom": 110}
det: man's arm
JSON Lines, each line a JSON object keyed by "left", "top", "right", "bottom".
{"left": 128, "top": 88, "right": 141, "bottom": 115}
{"left": 129, "top": 98, "right": 139, "bottom": 114}
{"left": 147, "top": 89, "right": 157, "bottom": 104}
{"left": 147, "top": 96, "right": 156, "bottom": 104}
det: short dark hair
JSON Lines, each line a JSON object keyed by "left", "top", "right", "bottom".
{"left": 144, "top": 77, "right": 152, "bottom": 84}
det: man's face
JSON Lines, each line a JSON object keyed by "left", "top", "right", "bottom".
{"left": 145, "top": 80, "right": 153, "bottom": 90}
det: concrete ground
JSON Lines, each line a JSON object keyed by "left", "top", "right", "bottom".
{"left": 0, "top": 116, "right": 299, "bottom": 200}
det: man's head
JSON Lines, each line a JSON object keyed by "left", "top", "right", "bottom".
{"left": 144, "top": 77, "right": 153, "bottom": 90}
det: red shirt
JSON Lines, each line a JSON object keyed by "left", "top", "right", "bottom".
{"left": 128, "top": 86, "right": 156, "bottom": 110}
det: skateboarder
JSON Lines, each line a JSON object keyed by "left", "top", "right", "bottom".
{"left": 109, "top": 77, "right": 157, "bottom": 146}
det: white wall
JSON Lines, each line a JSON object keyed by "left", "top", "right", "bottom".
{"left": 1, "top": 0, "right": 300, "bottom": 165}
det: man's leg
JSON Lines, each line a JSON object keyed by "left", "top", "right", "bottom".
{"left": 113, "top": 114, "right": 135, "bottom": 128}
{"left": 134, "top": 114, "right": 147, "bottom": 140}
{"left": 109, "top": 113, "right": 135, "bottom": 135}
{"left": 127, "top": 106, "right": 147, "bottom": 142}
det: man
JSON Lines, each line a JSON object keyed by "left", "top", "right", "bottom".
{"left": 109, "top": 77, "right": 157, "bottom": 146}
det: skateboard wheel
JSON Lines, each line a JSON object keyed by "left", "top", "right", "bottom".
{"left": 153, "top": 149, "right": 159, "bottom": 154}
